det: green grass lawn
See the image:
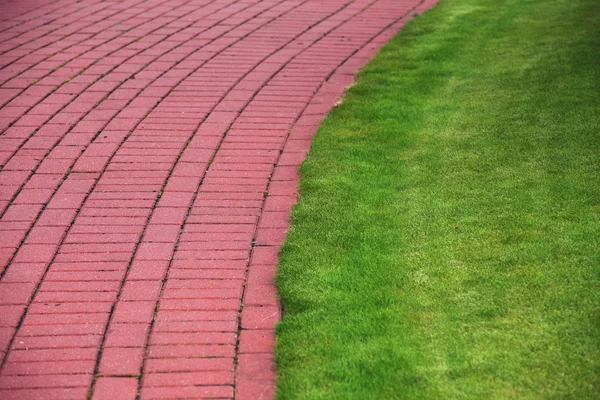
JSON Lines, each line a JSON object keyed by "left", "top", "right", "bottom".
{"left": 274, "top": 0, "right": 600, "bottom": 398}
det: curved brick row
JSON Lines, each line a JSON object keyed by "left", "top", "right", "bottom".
{"left": 0, "top": 0, "right": 437, "bottom": 399}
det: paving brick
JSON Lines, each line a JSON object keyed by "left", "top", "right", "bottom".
{"left": 28, "top": 302, "right": 112, "bottom": 315}
{"left": 23, "top": 312, "right": 109, "bottom": 325}
{"left": 250, "top": 246, "right": 280, "bottom": 265}
{"left": 0, "top": 327, "right": 15, "bottom": 353}
{"left": 149, "top": 332, "right": 236, "bottom": 346}
{"left": 0, "top": 305, "right": 27, "bottom": 327}
{"left": 104, "top": 322, "right": 149, "bottom": 348}
{"left": 99, "top": 346, "right": 145, "bottom": 376}
{"left": 254, "top": 228, "right": 288, "bottom": 247}
{"left": 93, "top": 377, "right": 138, "bottom": 400}
{"left": 2, "top": 263, "right": 47, "bottom": 283}
{"left": 236, "top": 379, "right": 276, "bottom": 400}
{"left": 6, "top": 348, "right": 98, "bottom": 363}
{"left": 12, "top": 244, "right": 57, "bottom": 264}
{"left": 40, "top": 280, "right": 120, "bottom": 291}
{"left": 246, "top": 263, "right": 278, "bottom": 287}
{"left": 0, "top": 0, "right": 434, "bottom": 397}
{"left": 111, "top": 301, "right": 156, "bottom": 324}
{"left": 18, "top": 324, "right": 105, "bottom": 337}
{"left": 170, "top": 259, "right": 248, "bottom": 270}
{"left": 237, "top": 353, "right": 276, "bottom": 381}
{"left": 147, "top": 344, "right": 235, "bottom": 359}
{"left": 241, "top": 306, "right": 281, "bottom": 330}
{"left": 44, "top": 270, "right": 125, "bottom": 282}
{"left": 144, "top": 371, "right": 233, "bottom": 387}
{"left": 158, "top": 299, "right": 240, "bottom": 311}
{"left": 141, "top": 385, "right": 233, "bottom": 399}
{"left": 120, "top": 280, "right": 162, "bottom": 301}
{"left": 161, "top": 288, "right": 242, "bottom": 300}
{"left": 0, "top": 374, "right": 92, "bottom": 390}
{"left": 135, "top": 242, "right": 175, "bottom": 261}
{"left": 143, "top": 224, "right": 181, "bottom": 243}
{"left": 0, "top": 283, "right": 36, "bottom": 305}
{"left": 37, "top": 208, "right": 78, "bottom": 226}
{"left": 145, "top": 357, "right": 233, "bottom": 373}
{"left": 2, "top": 360, "right": 96, "bottom": 375}
{"left": 127, "top": 260, "right": 169, "bottom": 280}
{"left": 153, "top": 320, "right": 238, "bottom": 333}
{"left": 0, "top": 387, "right": 90, "bottom": 400}
{"left": 167, "top": 268, "right": 245, "bottom": 280}
{"left": 12, "top": 335, "right": 102, "bottom": 350}
{"left": 239, "top": 329, "right": 275, "bottom": 354}
{"left": 34, "top": 291, "right": 117, "bottom": 303}
{"left": 25, "top": 226, "right": 67, "bottom": 245}
{"left": 243, "top": 284, "right": 279, "bottom": 307}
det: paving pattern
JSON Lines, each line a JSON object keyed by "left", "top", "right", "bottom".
{"left": 0, "top": 0, "right": 436, "bottom": 398}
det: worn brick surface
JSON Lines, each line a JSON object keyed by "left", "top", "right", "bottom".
{"left": 0, "top": 0, "right": 436, "bottom": 398}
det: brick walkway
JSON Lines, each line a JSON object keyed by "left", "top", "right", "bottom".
{"left": 0, "top": 0, "right": 435, "bottom": 398}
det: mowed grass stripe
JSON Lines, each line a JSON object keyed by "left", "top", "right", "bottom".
{"left": 275, "top": 0, "right": 600, "bottom": 398}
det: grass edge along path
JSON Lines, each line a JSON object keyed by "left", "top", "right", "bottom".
{"left": 275, "top": 0, "right": 600, "bottom": 398}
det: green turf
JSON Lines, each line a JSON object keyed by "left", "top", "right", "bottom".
{"left": 274, "top": 0, "right": 600, "bottom": 398}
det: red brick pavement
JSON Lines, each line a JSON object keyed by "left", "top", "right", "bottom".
{"left": 0, "top": 0, "right": 437, "bottom": 398}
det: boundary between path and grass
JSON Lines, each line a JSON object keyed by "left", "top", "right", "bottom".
{"left": 275, "top": 0, "right": 600, "bottom": 398}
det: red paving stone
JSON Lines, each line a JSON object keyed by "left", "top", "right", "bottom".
{"left": 0, "top": 0, "right": 437, "bottom": 398}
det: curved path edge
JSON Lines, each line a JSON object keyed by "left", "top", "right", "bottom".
{"left": 238, "top": 0, "right": 439, "bottom": 398}
{"left": 0, "top": 0, "right": 439, "bottom": 399}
